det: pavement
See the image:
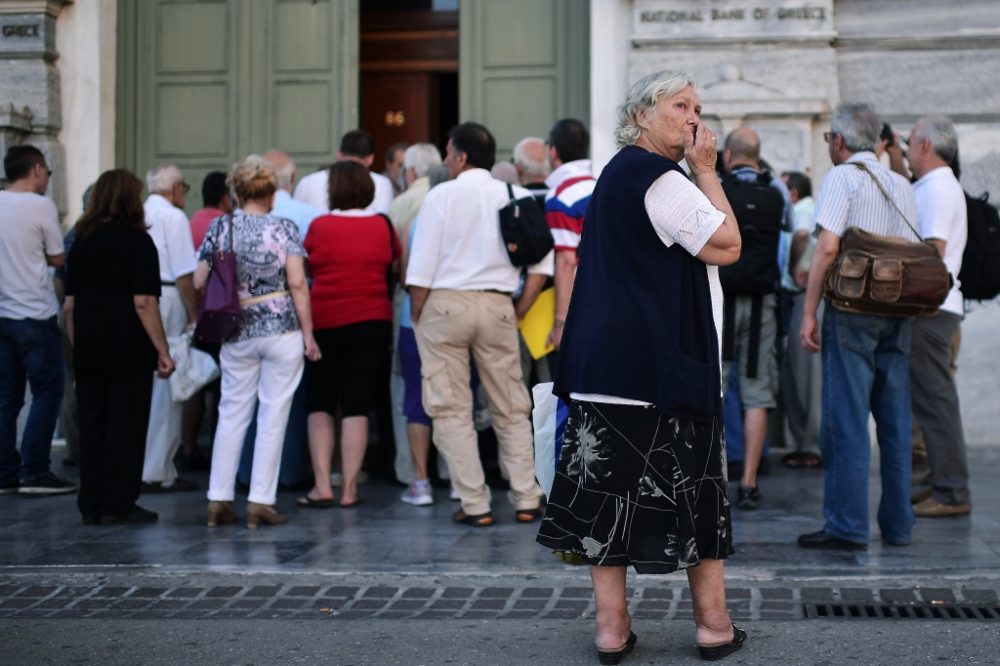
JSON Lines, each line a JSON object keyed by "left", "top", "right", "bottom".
{"left": 2, "top": 439, "right": 999, "bottom": 666}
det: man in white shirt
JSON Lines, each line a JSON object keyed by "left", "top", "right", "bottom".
{"left": 406, "top": 122, "right": 552, "bottom": 526}
{"left": 292, "top": 130, "right": 393, "bottom": 215}
{"left": 906, "top": 115, "right": 971, "bottom": 518}
{"left": 0, "top": 145, "right": 75, "bottom": 495}
{"left": 142, "top": 164, "right": 199, "bottom": 492}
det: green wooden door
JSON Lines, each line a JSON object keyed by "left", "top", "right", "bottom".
{"left": 459, "top": 0, "right": 589, "bottom": 160}
{"left": 117, "top": 0, "right": 358, "bottom": 217}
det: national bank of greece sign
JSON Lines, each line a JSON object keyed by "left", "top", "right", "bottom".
{"left": 632, "top": 0, "right": 835, "bottom": 43}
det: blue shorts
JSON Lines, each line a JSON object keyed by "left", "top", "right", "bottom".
{"left": 398, "top": 326, "right": 431, "bottom": 426}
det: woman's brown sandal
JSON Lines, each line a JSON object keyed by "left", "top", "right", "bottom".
{"left": 452, "top": 509, "right": 494, "bottom": 527}
{"left": 597, "top": 631, "right": 637, "bottom": 665}
{"left": 697, "top": 624, "right": 746, "bottom": 661}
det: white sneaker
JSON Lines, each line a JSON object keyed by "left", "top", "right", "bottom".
{"left": 401, "top": 481, "right": 433, "bottom": 506}
{"left": 449, "top": 484, "right": 461, "bottom": 501}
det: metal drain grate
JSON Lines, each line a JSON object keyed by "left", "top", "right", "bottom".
{"left": 804, "top": 604, "right": 1000, "bottom": 620}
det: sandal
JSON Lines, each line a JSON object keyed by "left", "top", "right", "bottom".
{"left": 597, "top": 631, "right": 637, "bottom": 665}
{"left": 296, "top": 495, "right": 334, "bottom": 509}
{"left": 697, "top": 624, "right": 746, "bottom": 661}
{"left": 452, "top": 509, "right": 494, "bottom": 527}
{"left": 515, "top": 507, "right": 543, "bottom": 523}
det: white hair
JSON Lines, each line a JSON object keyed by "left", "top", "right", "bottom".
{"left": 145, "top": 164, "right": 183, "bottom": 194}
{"left": 272, "top": 157, "right": 296, "bottom": 191}
{"left": 614, "top": 70, "right": 696, "bottom": 149}
{"left": 512, "top": 137, "right": 550, "bottom": 179}
{"left": 831, "top": 103, "right": 880, "bottom": 153}
{"left": 912, "top": 115, "right": 959, "bottom": 164}
{"left": 403, "top": 143, "right": 442, "bottom": 179}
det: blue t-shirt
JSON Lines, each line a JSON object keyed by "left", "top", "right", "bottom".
{"left": 400, "top": 217, "right": 418, "bottom": 329}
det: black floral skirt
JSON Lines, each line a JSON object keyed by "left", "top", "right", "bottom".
{"left": 536, "top": 400, "right": 734, "bottom": 574}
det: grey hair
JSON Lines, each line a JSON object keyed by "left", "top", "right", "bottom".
{"left": 403, "top": 143, "right": 442, "bottom": 178}
{"left": 426, "top": 164, "right": 450, "bottom": 189}
{"left": 512, "top": 137, "right": 550, "bottom": 179}
{"left": 912, "top": 115, "right": 959, "bottom": 164}
{"left": 615, "top": 70, "right": 696, "bottom": 149}
{"left": 831, "top": 103, "right": 880, "bottom": 153}
{"left": 146, "top": 164, "right": 183, "bottom": 194}
{"left": 272, "top": 156, "right": 296, "bottom": 191}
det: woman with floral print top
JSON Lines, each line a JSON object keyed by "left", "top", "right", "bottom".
{"left": 194, "top": 155, "right": 320, "bottom": 529}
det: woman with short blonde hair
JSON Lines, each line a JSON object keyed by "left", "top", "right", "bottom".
{"left": 194, "top": 155, "right": 320, "bottom": 529}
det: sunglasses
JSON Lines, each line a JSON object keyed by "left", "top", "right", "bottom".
{"left": 823, "top": 131, "right": 839, "bottom": 144}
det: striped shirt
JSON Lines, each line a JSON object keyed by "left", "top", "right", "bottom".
{"left": 545, "top": 159, "right": 595, "bottom": 253}
{"left": 814, "top": 152, "right": 918, "bottom": 240}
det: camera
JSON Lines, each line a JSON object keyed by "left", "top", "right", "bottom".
{"left": 880, "top": 123, "right": 894, "bottom": 148}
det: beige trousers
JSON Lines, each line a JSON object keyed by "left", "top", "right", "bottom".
{"left": 414, "top": 290, "right": 543, "bottom": 515}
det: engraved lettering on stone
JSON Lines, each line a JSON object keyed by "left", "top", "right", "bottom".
{"left": 2, "top": 24, "right": 41, "bottom": 38}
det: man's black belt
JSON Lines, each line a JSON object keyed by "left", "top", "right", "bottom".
{"left": 161, "top": 280, "right": 176, "bottom": 286}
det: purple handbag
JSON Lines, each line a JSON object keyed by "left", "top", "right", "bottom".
{"left": 193, "top": 215, "right": 241, "bottom": 348}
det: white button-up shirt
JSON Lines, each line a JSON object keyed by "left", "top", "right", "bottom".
{"left": 292, "top": 168, "right": 393, "bottom": 215}
{"left": 406, "top": 168, "right": 554, "bottom": 292}
{"left": 814, "top": 152, "right": 918, "bottom": 240}
{"left": 913, "top": 165, "right": 967, "bottom": 316}
{"left": 143, "top": 194, "right": 197, "bottom": 282}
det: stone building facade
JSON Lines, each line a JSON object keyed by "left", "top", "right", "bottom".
{"left": 1, "top": 0, "right": 998, "bottom": 223}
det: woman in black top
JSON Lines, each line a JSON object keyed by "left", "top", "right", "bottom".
{"left": 64, "top": 169, "right": 175, "bottom": 525}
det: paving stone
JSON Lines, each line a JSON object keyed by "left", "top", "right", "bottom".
{"left": 165, "top": 587, "right": 201, "bottom": 598}
{"left": 479, "top": 587, "right": 514, "bottom": 598}
{"left": 633, "top": 610, "right": 669, "bottom": 619}
{"left": 151, "top": 600, "right": 187, "bottom": 609}
{"left": 726, "top": 588, "right": 751, "bottom": 599}
{"left": 961, "top": 589, "right": 998, "bottom": 603}
{"left": 838, "top": 588, "right": 875, "bottom": 603}
{"left": 441, "top": 587, "right": 474, "bottom": 599}
{"left": 513, "top": 599, "right": 546, "bottom": 610}
{"left": 643, "top": 588, "right": 675, "bottom": 599}
{"left": 880, "top": 588, "right": 918, "bottom": 603}
{"left": 0, "top": 598, "right": 34, "bottom": 609}
{"left": 637, "top": 600, "right": 672, "bottom": 610}
{"left": 376, "top": 611, "right": 409, "bottom": 620}
{"left": 130, "top": 587, "right": 167, "bottom": 598}
{"left": 416, "top": 611, "right": 458, "bottom": 619}
{"left": 389, "top": 600, "right": 427, "bottom": 611}
{"left": 54, "top": 586, "right": 92, "bottom": 598}
{"left": 113, "top": 599, "right": 152, "bottom": 610}
{"left": 460, "top": 611, "right": 495, "bottom": 619}
{"left": 401, "top": 587, "right": 435, "bottom": 599}
{"left": 34, "top": 599, "right": 70, "bottom": 609}
{"left": 16, "top": 586, "right": 56, "bottom": 597}
{"left": 363, "top": 586, "right": 398, "bottom": 598}
{"left": 94, "top": 586, "right": 130, "bottom": 597}
{"left": 543, "top": 610, "right": 582, "bottom": 619}
{"left": 287, "top": 586, "right": 321, "bottom": 597}
{"left": 229, "top": 599, "right": 263, "bottom": 610}
{"left": 501, "top": 611, "right": 537, "bottom": 619}
{"left": 246, "top": 585, "right": 282, "bottom": 597}
{"left": 761, "top": 601, "right": 795, "bottom": 610}
{"left": 521, "top": 587, "right": 554, "bottom": 598}
{"left": 431, "top": 600, "right": 465, "bottom": 610}
{"left": 324, "top": 586, "right": 359, "bottom": 597}
{"left": 561, "top": 587, "right": 592, "bottom": 598}
{"left": 555, "top": 600, "right": 588, "bottom": 609}
{"left": 188, "top": 600, "right": 226, "bottom": 610}
{"left": 760, "top": 588, "right": 794, "bottom": 600}
{"left": 0, "top": 585, "right": 21, "bottom": 595}
{"left": 206, "top": 586, "right": 242, "bottom": 598}
{"left": 350, "top": 599, "right": 385, "bottom": 610}
{"left": 471, "top": 599, "right": 505, "bottom": 610}
{"left": 802, "top": 587, "right": 836, "bottom": 602}
{"left": 919, "top": 588, "right": 957, "bottom": 603}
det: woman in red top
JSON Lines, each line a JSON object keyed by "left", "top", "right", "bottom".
{"left": 300, "top": 161, "right": 400, "bottom": 508}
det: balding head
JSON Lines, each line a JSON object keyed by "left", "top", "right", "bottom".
{"left": 262, "top": 150, "right": 296, "bottom": 192}
{"left": 512, "top": 137, "right": 550, "bottom": 184}
{"left": 723, "top": 127, "right": 761, "bottom": 171}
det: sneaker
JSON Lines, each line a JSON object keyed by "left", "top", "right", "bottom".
{"left": 449, "top": 484, "right": 461, "bottom": 501}
{"left": 913, "top": 497, "right": 971, "bottom": 518}
{"left": 400, "top": 481, "right": 434, "bottom": 506}
{"left": 0, "top": 481, "right": 18, "bottom": 495}
{"left": 736, "top": 485, "right": 761, "bottom": 510}
{"left": 18, "top": 473, "right": 76, "bottom": 495}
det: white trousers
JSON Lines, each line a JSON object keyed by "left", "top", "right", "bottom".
{"left": 207, "top": 331, "right": 304, "bottom": 505}
{"left": 142, "top": 287, "right": 188, "bottom": 484}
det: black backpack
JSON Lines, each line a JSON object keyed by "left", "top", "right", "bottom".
{"left": 958, "top": 191, "right": 1000, "bottom": 301}
{"left": 718, "top": 170, "right": 784, "bottom": 295}
{"left": 498, "top": 183, "right": 554, "bottom": 267}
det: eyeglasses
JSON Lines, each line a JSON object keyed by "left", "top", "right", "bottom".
{"left": 179, "top": 182, "right": 191, "bottom": 193}
{"left": 823, "top": 131, "right": 839, "bottom": 144}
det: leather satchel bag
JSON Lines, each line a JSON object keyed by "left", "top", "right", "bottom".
{"left": 193, "top": 215, "right": 241, "bottom": 347}
{"left": 824, "top": 163, "right": 952, "bottom": 317}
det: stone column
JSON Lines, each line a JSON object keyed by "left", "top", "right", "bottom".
{"left": 0, "top": 0, "right": 72, "bottom": 216}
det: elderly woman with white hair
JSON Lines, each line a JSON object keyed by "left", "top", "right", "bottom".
{"left": 536, "top": 70, "right": 746, "bottom": 662}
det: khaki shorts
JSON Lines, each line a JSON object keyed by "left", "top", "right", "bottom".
{"left": 722, "top": 294, "right": 778, "bottom": 410}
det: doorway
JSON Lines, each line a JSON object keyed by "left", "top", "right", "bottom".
{"left": 360, "top": 1, "right": 459, "bottom": 172}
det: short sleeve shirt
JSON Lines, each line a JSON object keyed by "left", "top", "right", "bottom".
{"left": 65, "top": 226, "right": 161, "bottom": 372}
{"left": 0, "top": 190, "right": 64, "bottom": 319}
{"left": 143, "top": 194, "right": 198, "bottom": 282}
{"left": 199, "top": 213, "right": 306, "bottom": 342}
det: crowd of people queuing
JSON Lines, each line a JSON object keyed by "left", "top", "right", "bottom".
{"left": 0, "top": 74, "right": 973, "bottom": 558}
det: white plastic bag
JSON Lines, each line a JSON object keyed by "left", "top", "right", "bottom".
{"left": 168, "top": 334, "right": 220, "bottom": 402}
{"left": 532, "top": 382, "right": 569, "bottom": 496}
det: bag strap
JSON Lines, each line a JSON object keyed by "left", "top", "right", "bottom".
{"left": 851, "top": 162, "right": 922, "bottom": 241}
{"left": 506, "top": 183, "right": 520, "bottom": 217}
{"left": 378, "top": 213, "right": 397, "bottom": 257}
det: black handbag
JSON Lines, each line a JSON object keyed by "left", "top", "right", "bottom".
{"left": 498, "top": 183, "right": 554, "bottom": 267}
